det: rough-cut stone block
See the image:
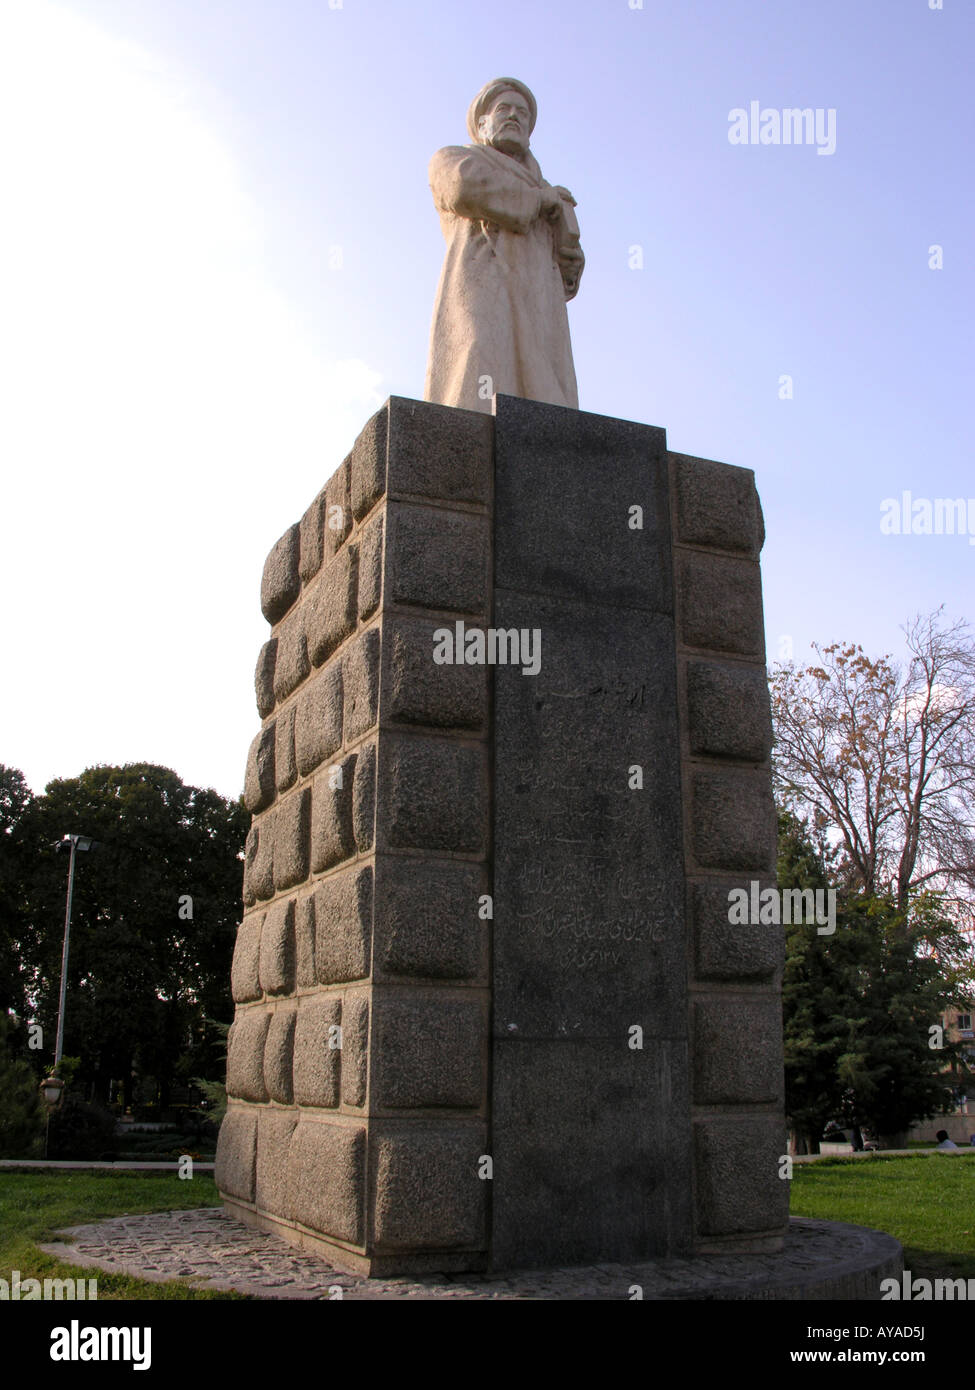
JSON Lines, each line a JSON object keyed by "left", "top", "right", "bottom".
{"left": 256, "top": 1108, "right": 297, "bottom": 1220}
{"left": 686, "top": 659, "right": 773, "bottom": 761}
{"left": 272, "top": 787, "right": 310, "bottom": 891}
{"left": 678, "top": 553, "right": 764, "bottom": 658}
{"left": 374, "top": 859, "right": 486, "bottom": 981}
{"left": 215, "top": 1108, "right": 256, "bottom": 1203}
{"left": 381, "top": 736, "right": 487, "bottom": 854}
{"left": 242, "top": 817, "right": 274, "bottom": 906}
{"left": 226, "top": 1009, "right": 270, "bottom": 1102}
{"left": 386, "top": 396, "right": 493, "bottom": 505}
{"left": 255, "top": 640, "right": 277, "bottom": 718}
{"left": 299, "top": 489, "right": 326, "bottom": 584}
{"left": 274, "top": 705, "right": 297, "bottom": 793}
{"left": 350, "top": 409, "right": 387, "bottom": 521}
{"left": 295, "top": 892, "right": 316, "bottom": 989}
{"left": 694, "top": 1116, "right": 790, "bottom": 1237}
{"left": 243, "top": 725, "right": 276, "bottom": 814}
{"left": 289, "top": 1120, "right": 365, "bottom": 1244}
{"left": 371, "top": 1126, "right": 487, "bottom": 1250}
{"left": 691, "top": 880, "right": 782, "bottom": 981}
{"left": 263, "top": 1004, "right": 296, "bottom": 1104}
{"left": 387, "top": 505, "right": 489, "bottom": 615}
{"left": 306, "top": 547, "right": 358, "bottom": 668}
{"left": 272, "top": 608, "right": 309, "bottom": 703}
{"left": 259, "top": 897, "right": 295, "bottom": 996}
{"left": 673, "top": 453, "right": 764, "bottom": 556}
{"left": 372, "top": 996, "right": 484, "bottom": 1109}
{"left": 231, "top": 912, "right": 264, "bottom": 1003}
{"left": 295, "top": 661, "right": 343, "bottom": 777}
{"left": 691, "top": 769, "right": 777, "bottom": 873}
{"left": 311, "top": 755, "right": 357, "bottom": 873}
{"left": 385, "top": 615, "right": 487, "bottom": 730}
{"left": 341, "top": 991, "right": 369, "bottom": 1108}
{"left": 352, "top": 741, "right": 376, "bottom": 853}
{"left": 322, "top": 459, "right": 352, "bottom": 561}
{"left": 343, "top": 627, "right": 381, "bottom": 743}
{"left": 261, "top": 523, "right": 300, "bottom": 624}
{"left": 357, "top": 511, "right": 383, "bottom": 621}
{"left": 315, "top": 865, "right": 372, "bottom": 984}
{"left": 693, "top": 997, "right": 783, "bottom": 1104}
{"left": 493, "top": 395, "right": 671, "bottom": 613}
{"left": 293, "top": 997, "right": 342, "bottom": 1108}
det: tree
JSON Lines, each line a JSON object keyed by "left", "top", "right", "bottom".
{"left": 0, "top": 1013, "right": 45, "bottom": 1158}
{"left": 7, "top": 763, "right": 247, "bottom": 1108}
{"left": 0, "top": 765, "right": 35, "bottom": 1018}
{"left": 779, "top": 812, "right": 973, "bottom": 1151}
{"left": 770, "top": 610, "right": 975, "bottom": 925}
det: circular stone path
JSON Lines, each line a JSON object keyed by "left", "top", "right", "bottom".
{"left": 38, "top": 1210, "right": 902, "bottom": 1300}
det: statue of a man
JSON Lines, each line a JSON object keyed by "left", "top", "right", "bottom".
{"left": 423, "top": 77, "right": 583, "bottom": 415}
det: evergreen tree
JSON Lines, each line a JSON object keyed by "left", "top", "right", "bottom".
{"left": 780, "top": 811, "right": 973, "bottom": 1150}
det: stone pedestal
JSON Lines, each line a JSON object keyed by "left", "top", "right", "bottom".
{"left": 216, "top": 395, "right": 789, "bottom": 1275}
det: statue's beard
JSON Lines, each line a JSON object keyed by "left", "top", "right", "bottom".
{"left": 488, "top": 132, "right": 528, "bottom": 158}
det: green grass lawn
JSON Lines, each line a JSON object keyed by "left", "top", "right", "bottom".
{"left": 790, "top": 1152, "right": 975, "bottom": 1281}
{"left": 0, "top": 1170, "right": 245, "bottom": 1299}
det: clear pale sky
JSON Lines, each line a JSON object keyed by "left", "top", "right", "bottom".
{"left": 1, "top": 0, "right": 971, "bottom": 802}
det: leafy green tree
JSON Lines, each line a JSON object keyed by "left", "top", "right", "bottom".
{"left": 780, "top": 811, "right": 844, "bottom": 1153}
{"left": 0, "top": 1013, "right": 44, "bottom": 1158}
{"left": 832, "top": 893, "right": 970, "bottom": 1144}
{"left": 780, "top": 811, "right": 973, "bottom": 1151}
{"left": 10, "top": 763, "right": 247, "bottom": 1108}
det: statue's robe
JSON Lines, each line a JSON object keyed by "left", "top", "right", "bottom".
{"left": 424, "top": 143, "right": 582, "bottom": 414}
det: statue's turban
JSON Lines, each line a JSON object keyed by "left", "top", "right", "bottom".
{"left": 466, "top": 77, "right": 537, "bottom": 143}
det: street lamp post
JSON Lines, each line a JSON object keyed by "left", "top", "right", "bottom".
{"left": 52, "top": 834, "right": 98, "bottom": 1072}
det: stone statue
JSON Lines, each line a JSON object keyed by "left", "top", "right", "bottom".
{"left": 423, "top": 77, "right": 583, "bottom": 415}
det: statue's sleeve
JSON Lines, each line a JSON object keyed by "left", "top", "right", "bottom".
{"left": 429, "top": 146, "right": 543, "bottom": 234}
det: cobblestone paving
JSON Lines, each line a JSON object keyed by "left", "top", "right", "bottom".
{"left": 38, "top": 1209, "right": 896, "bottom": 1300}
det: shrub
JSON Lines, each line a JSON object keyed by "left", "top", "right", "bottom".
{"left": 48, "top": 1096, "right": 118, "bottom": 1160}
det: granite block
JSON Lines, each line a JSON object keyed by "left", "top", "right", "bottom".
{"left": 372, "top": 995, "right": 485, "bottom": 1110}
{"left": 380, "top": 735, "right": 487, "bottom": 855}
{"left": 243, "top": 724, "right": 276, "bottom": 814}
{"left": 231, "top": 911, "right": 264, "bottom": 1003}
{"left": 493, "top": 394, "right": 671, "bottom": 613}
{"left": 673, "top": 452, "right": 764, "bottom": 556}
{"left": 293, "top": 996, "right": 342, "bottom": 1108}
{"left": 261, "top": 523, "right": 300, "bottom": 624}
{"left": 373, "top": 858, "right": 487, "bottom": 982}
{"left": 215, "top": 1108, "right": 257, "bottom": 1203}
{"left": 310, "top": 754, "right": 357, "bottom": 873}
{"left": 272, "top": 786, "right": 311, "bottom": 891}
{"left": 371, "top": 1124, "right": 487, "bottom": 1250}
{"left": 294, "top": 660, "right": 343, "bottom": 778}
{"left": 678, "top": 552, "right": 764, "bottom": 658}
{"left": 259, "top": 897, "right": 296, "bottom": 996}
{"left": 289, "top": 1120, "right": 365, "bottom": 1245}
{"left": 386, "top": 504, "right": 489, "bottom": 615}
{"left": 226, "top": 1010, "right": 270, "bottom": 1103}
{"left": 314, "top": 864, "right": 372, "bottom": 985}
{"left": 386, "top": 396, "right": 493, "bottom": 506}
{"left": 686, "top": 659, "right": 773, "bottom": 761}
